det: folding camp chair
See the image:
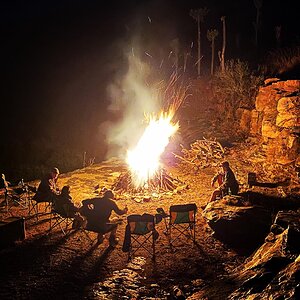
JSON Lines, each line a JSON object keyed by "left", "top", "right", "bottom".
{"left": 28, "top": 193, "right": 53, "bottom": 221}
{"left": 168, "top": 203, "right": 197, "bottom": 250}
{"left": 123, "top": 214, "right": 157, "bottom": 261}
{"left": 0, "top": 175, "right": 29, "bottom": 213}
{"left": 48, "top": 203, "right": 74, "bottom": 235}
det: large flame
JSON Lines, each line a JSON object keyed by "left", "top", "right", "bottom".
{"left": 126, "top": 111, "right": 179, "bottom": 188}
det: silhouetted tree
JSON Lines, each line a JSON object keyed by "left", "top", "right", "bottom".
{"left": 220, "top": 16, "right": 226, "bottom": 73}
{"left": 207, "top": 29, "right": 219, "bottom": 75}
{"left": 190, "top": 7, "right": 209, "bottom": 77}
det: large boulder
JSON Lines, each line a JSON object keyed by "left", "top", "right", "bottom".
{"left": 202, "top": 196, "right": 272, "bottom": 254}
{"left": 228, "top": 210, "right": 300, "bottom": 300}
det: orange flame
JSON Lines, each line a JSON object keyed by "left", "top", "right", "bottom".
{"left": 126, "top": 110, "right": 178, "bottom": 187}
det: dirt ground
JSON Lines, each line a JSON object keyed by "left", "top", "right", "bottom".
{"left": 0, "top": 158, "right": 248, "bottom": 300}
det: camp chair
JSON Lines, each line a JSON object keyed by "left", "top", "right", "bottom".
{"left": 0, "top": 175, "right": 29, "bottom": 212}
{"left": 167, "top": 203, "right": 197, "bottom": 249}
{"left": 123, "top": 214, "right": 157, "bottom": 261}
{"left": 76, "top": 204, "right": 103, "bottom": 244}
{"left": 28, "top": 193, "right": 54, "bottom": 222}
{"left": 48, "top": 202, "right": 74, "bottom": 235}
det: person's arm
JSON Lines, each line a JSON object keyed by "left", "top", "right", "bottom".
{"left": 211, "top": 174, "right": 218, "bottom": 187}
{"left": 112, "top": 201, "right": 128, "bottom": 215}
{"left": 218, "top": 172, "right": 228, "bottom": 190}
{"left": 82, "top": 198, "right": 93, "bottom": 206}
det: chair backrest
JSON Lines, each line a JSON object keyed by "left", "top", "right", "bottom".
{"left": 169, "top": 203, "right": 197, "bottom": 224}
{"left": 52, "top": 199, "right": 71, "bottom": 218}
{"left": 127, "top": 214, "right": 155, "bottom": 235}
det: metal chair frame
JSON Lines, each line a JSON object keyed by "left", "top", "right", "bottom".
{"left": 167, "top": 203, "right": 197, "bottom": 250}
{"left": 48, "top": 204, "right": 74, "bottom": 235}
{"left": 126, "top": 214, "right": 156, "bottom": 261}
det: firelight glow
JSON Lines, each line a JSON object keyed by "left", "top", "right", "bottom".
{"left": 126, "top": 111, "right": 179, "bottom": 187}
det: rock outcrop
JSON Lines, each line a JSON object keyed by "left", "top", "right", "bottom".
{"left": 229, "top": 209, "right": 300, "bottom": 299}
{"left": 202, "top": 195, "right": 272, "bottom": 254}
{"left": 250, "top": 79, "right": 300, "bottom": 165}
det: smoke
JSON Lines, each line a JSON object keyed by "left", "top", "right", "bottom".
{"left": 103, "top": 51, "right": 162, "bottom": 160}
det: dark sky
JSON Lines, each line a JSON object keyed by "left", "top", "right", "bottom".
{"left": 0, "top": 0, "right": 299, "bottom": 175}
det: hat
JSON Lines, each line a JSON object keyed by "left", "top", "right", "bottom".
{"left": 52, "top": 167, "right": 60, "bottom": 174}
{"left": 104, "top": 190, "right": 114, "bottom": 199}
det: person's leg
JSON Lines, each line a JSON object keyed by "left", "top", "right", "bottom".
{"left": 106, "top": 223, "right": 118, "bottom": 246}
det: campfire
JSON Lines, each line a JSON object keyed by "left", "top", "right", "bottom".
{"left": 112, "top": 167, "right": 186, "bottom": 194}
{"left": 112, "top": 111, "right": 187, "bottom": 196}
{"left": 112, "top": 72, "right": 190, "bottom": 198}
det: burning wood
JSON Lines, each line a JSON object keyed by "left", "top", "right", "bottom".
{"left": 173, "top": 138, "right": 225, "bottom": 171}
{"left": 112, "top": 168, "right": 187, "bottom": 195}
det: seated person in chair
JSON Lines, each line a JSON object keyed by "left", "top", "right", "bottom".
{"left": 53, "top": 185, "right": 79, "bottom": 217}
{"left": 33, "top": 167, "right": 60, "bottom": 203}
{"left": 208, "top": 161, "right": 239, "bottom": 204}
{"left": 80, "top": 190, "right": 128, "bottom": 246}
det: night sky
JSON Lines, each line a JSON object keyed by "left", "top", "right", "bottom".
{"left": 1, "top": 0, "right": 299, "bottom": 179}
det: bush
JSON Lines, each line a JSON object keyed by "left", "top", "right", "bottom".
{"left": 212, "top": 59, "right": 263, "bottom": 119}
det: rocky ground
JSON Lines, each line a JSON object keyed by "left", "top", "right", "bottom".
{"left": 0, "top": 153, "right": 254, "bottom": 300}
{"left": 1, "top": 139, "right": 300, "bottom": 300}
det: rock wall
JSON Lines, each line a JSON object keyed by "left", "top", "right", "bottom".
{"left": 250, "top": 78, "right": 300, "bottom": 165}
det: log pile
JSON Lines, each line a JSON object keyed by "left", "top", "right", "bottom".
{"left": 112, "top": 168, "right": 187, "bottom": 195}
{"left": 173, "top": 138, "right": 225, "bottom": 171}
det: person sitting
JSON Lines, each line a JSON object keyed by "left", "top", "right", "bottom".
{"left": 80, "top": 190, "right": 128, "bottom": 246}
{"left": 208, "top": 161, "right": 239, "bottom": 204}
{"left": 53, "top": 185, "right": 79, "bottom": 217}
{"left": 33, "top": 167, "right": 60, "bottom": 203}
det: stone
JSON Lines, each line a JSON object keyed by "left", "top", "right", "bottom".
{"left": 237, "top": 108, "right": 252, "bottom": 133}
{"left": 228, "top": 209, "right": 300, "bottom": 300}
{"left": 264, "top": 78, "right": 280, "bottom": 86}
{"left": 202, "top": 198, "right": 272, "bottom": 254}
{"left": 277, "top": 96, "right": 300, "bottom": 113}
{"left": 276, "top": 112, "right": 300, "bottom": 128}
{"left": 250, "top": 110, "right": 262, "bottom": 135}
{"left": 261, "top": 119, "right": 279, "bottom": 138}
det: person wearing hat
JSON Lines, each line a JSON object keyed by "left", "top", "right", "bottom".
{"left": 33, "top": 167, "right": 61, "bottom": 203}
{"left": 80, "top": 190, "right": 128, "bottom": 246}
{"left": 206, "top": 161, "right": 239, "bottom": 206}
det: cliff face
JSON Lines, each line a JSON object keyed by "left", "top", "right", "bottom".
{"left": 250, "top": 78, "right": 300, "bottom": 166}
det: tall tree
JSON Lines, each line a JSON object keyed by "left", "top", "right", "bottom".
{"left": 220, "top": 16, "right": 226, "bottom": 73}
{"left": 190, "top": 7, "right": 209, "bottom": 77}
{"left": 207, "top": 29, "right": 219, "bottom": 75}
